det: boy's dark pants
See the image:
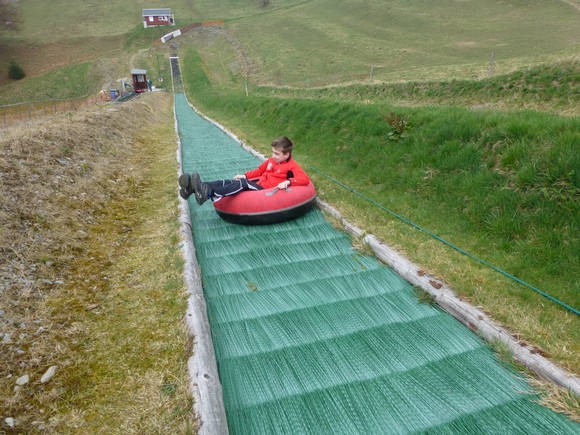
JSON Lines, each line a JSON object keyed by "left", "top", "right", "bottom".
{"left": 207, "top": 178, "right": 263, "bottom": 200}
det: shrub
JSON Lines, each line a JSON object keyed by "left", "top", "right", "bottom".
{"left": 385, "top": 112, "right": 409, "bottom": 140}
{"left": 8, "top": 61, "right": 25, "bottom": 80}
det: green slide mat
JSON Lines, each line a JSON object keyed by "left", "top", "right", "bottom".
{"left": 175, "top": 93, "right": 578, "bottom": 434}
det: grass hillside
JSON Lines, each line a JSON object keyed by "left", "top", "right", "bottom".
{"left": 12, "top": 0, "right": 305, "bottom": 43}
{"left": 252, "top": 60, "right": 580, "bottom": 115}
{"left": 0, "top": 0, "right": 304, "bottom": 87}
{"left": 207, "top": 0, "right": 580, "bottom": 87}
{"left": 0, "top": 94, "right": 196, "bottom": 432}
{"left": 1, "top": 0, "right": 578, "bottom": 99}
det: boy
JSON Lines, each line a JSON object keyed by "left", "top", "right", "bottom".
{"left": 179, "top": 136, "right": 310, "bottom": 205}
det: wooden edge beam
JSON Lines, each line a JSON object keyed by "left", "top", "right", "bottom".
{"left": 174, "top": 112, "right": 229, "bottom": 434}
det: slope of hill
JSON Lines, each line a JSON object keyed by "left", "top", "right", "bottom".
{"left": 0, "top": 93, "right": 196, "bottom": 432}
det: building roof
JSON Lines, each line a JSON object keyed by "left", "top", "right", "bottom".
{"left": 131, "top": 69, "right": 147, "bottom": 75}
{"left": 142, "top": 8, "right": 172, "bottom": 16}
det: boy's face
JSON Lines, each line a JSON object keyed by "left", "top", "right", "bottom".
{"left": 271, "top": 147, "right": 290, "bottom": 163}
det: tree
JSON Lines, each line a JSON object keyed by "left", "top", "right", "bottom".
{"left": 8, "top": 60, "right": 25, "bottom": 80}
{"left": 0, "top": 0, "right": 22, "bottom": 32}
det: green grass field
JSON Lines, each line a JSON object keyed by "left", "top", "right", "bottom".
{"left": 215, "top": 0, "right": 580, "bottom": 86}
{"left": 2, "top": 0, "right": 579, "bottom": 94}
{"left": 5, "top": 0, "right": 304, "bottom": 43}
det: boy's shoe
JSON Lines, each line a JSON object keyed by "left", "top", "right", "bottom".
{"left": 191, "top": 172, "right": 211, "bottom": 205}
{"left": 178, "top": 173, "right": 194, "bottom": 200}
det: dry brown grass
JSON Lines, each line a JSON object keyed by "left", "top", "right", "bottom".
{"left": 0, "top": 97, "right": 99, "bottom": 126}
{"left": 0, "top": 92, "right": 196, "bottom": 432}
{"left": 529, "top": 377, "right": 580, "bottom": 422}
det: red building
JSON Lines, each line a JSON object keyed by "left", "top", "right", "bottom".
{"left": 142, "top": 8, "right": 175, "bottom": 28}
{"left": 131, "top": 69, "right": 149, "bottom": 93}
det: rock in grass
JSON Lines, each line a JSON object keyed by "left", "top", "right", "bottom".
{"left": 16, "top": 374, "right": 29, "bottom": 385}
{"left": 41, "top": 366, "right": 57, "bottom": 383}
{"left": 5, "top": 417, "right": 15, "bottom": 428}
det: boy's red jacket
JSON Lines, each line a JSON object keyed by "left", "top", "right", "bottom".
{"left": 245, "top": 157, "right": 310, "bottom": 189}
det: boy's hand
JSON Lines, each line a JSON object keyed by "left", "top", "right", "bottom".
{"left": 233, "top": 174, "right": 246, "bottom": 179}
{"left": 277, "top": 180, "right": 291, "bottom": 189}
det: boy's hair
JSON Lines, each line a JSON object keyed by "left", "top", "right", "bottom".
{"left": 271, "top": 136, "right": 293, "bottom": 154}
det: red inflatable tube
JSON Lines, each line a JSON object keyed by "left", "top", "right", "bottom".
{"left": 213, "top": 182, "right": 317, "bottom": 225}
